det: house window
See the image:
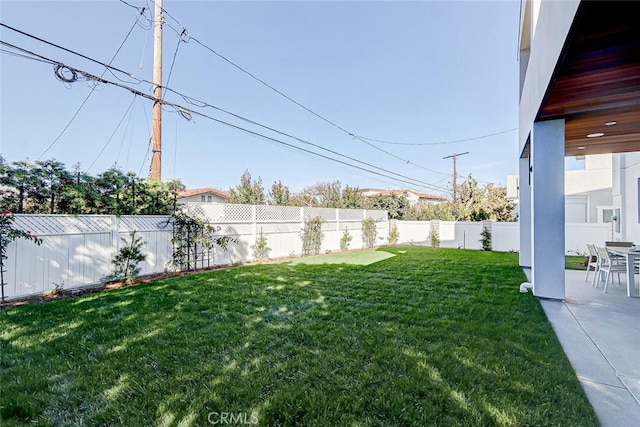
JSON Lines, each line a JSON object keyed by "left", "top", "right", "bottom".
{"left": 200, "top": 195, "right": 206, "bottom": 202}
{"left": 207, "top": 196, "right": 212, "bottom": 202}
{"left": 597, "top": 206, "right": 614, "bottom": 223}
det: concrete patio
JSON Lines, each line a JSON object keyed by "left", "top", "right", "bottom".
{"left": 539, "top": 269, "right": 640, "bottom": 426}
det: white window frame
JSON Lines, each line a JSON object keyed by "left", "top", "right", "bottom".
{"left": 596, "top": 206, "right": 615, "bottom": 223}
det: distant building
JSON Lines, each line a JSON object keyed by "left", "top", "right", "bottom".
{"left": 177, "top": 187, "right": 228, "bottom": 204}
{"left": 359, "top": 188, "right": 448, "bottom": 207}
{"left": 507, "top": 154, "right": 613, "bottom": 223}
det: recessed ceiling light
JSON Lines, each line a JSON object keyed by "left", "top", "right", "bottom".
{"left": 577, "top": 146, "right": 586, "bottom": 150}
{"left": 605, "top": 121, "right": 617, "bottom": 126}
{"left": 586, "top": 132, "right": 605, "bottom": 138}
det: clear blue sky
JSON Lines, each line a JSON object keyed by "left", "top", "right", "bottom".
{"left": 1, "top": 0, "right": 521, "bottom": 196}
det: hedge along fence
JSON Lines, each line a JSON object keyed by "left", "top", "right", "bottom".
{"left": 3, "top": 205, "right": 389, "bottom": 300}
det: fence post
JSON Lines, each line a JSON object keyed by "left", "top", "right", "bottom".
{"left": 252, "top": 205, "right": 257, "bottom": 244}
{"left": 110, "top": 215, "right": 119, "bottom": 260}
{"left": 336, "top": 208, "right": 340, "bottom": 232}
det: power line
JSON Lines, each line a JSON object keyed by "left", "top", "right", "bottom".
{"left": 0, "top": 12, "right": 145, "bottom": 160}
{"left": 119, "top": 2, "right": 462, "bottom": 176}
{"left": 188, "top": 34, "right": 454, "bottom": 176}
{"left": 0, "top": 35, "right": 450, "bottom": 192}
{"left": 357, "top": 128, "right": 518, "bottom": 146}
{"left": 87, "top": 94, "right": 138, "bottom": 172}
{"left": 29, "top": 56, "right": 448, "bottom": 193}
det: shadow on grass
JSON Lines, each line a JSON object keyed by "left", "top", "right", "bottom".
{"left": 0, "top": 247, "right": 597, "bottom": 426}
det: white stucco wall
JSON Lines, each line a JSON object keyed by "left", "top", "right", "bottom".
{"left": 613, "top": 152, "right": 640, "bottom": 243}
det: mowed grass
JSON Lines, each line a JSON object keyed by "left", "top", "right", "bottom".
{"left": 565, "top": 255, "right": 588, "bottom": 271}
{"left": 0, "top": 247, "right": 596, "bottom": 426}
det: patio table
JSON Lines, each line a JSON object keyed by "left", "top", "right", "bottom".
{"left": 606, "top": 247, "right": 640, "bottom": 297}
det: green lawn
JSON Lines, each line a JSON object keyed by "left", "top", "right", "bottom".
{"left": 566, "top": 255, "right": 588, "bottom": 271}
{"left": 0, "top": 247, "right": 596, "bottom": 426}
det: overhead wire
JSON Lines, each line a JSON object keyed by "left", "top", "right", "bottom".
{"left": 131, "top": 1, "right": 501, "bottom": 177}
{"left": 0, "top": 11, "right": 145, "bottom": 161}
{"left": 0, "top": 33, "right": 450, "bottom": 192}
{"left": 35, "top": 58, "right": 448, "bottom": 193}
{"left": 116, "top": 95, "right": 138, "bottom": 168}
{"left": 87, "top": 94, "right": 138, "bottom": 173}
{"left": 0, "top": 23, "right": 484, "bottom": 188}
{"left": 357, "top": 128, "right": 518, "bottom": 146}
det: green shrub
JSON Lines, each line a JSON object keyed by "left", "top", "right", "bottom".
{"left": 480, "top": 227, "right": 492, "bottom": 251}
{"left": 251, "top": 229, "right": 271, "bottom": 262}
{"left": 430, "top": 227, "right": 440, "bottom": 248}
{"left": 362, "top": 217, "right": 378, "bottom": 248}
{"left": 110, "top": 230, "right": 147, "bottom": 283}
{"left": 340, "top": 227, "right": 352, "bottom": 251}
{"left": 301, "top": 216, "right": 324, "bottom": 256}
{"left": 388, "top": 225, "right": 399, "bottom": 246}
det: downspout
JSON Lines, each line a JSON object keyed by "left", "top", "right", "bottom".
{"left": 519, "top": 282, "right": 533, "bottom": 293}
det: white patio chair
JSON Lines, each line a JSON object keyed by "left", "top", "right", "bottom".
{"left": 585, "top": 244, "right": 599, "bottom": 283}
{"left": 595, "top": 246, "right": 627, "bottom": 292}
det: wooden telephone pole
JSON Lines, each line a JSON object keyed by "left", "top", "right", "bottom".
{"left": 150, "top": 0, "right": 163, "bottom": 181}
{"left": 443, "top": 151, "right": 469, "bottom": 204}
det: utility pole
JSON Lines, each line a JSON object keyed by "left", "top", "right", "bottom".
{"left": 150, "top": 0, "right": 163, "bottom": 181}
{"left": 443, "top": 151, "right": 469, "bottom": 204}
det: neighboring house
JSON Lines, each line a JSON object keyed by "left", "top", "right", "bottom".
{"left": 359, "top": 188, "right": 447, "bottom": 207}
{"left": 612, "top": 152, "right": 640, "bottom": 244}
{"left": 507, "top": 153, "right": 613, "bottom": 223}
{"left": 177, "top": 188, "right": 228, "bottom": 204}
{"left": 517, "top": 0, "right": 639, "bottom": 299}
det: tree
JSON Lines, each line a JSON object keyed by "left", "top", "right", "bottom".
{"left": 456, "top": 175, "right": 514, "bottom": 222}
{"left": 95, "top": 167, "right": 130, "bottom": 215}
{"left": 269, "top": 180, "right": 290, "bottom": 206}
{"left": 227, "top": 170, "right": 265, "bottom": 205}
{"left": 1, "top": 157, "right": 184, "bottom": 215}
{"left": 341, "top": 185, "right": 367, "bottom": 209}
{"left": 31, "top": 159, "right": 74, "bottom": 214}
{"left": 369, "top": 193, "right": 410, "bottom": 220}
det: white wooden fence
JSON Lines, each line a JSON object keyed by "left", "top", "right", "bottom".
{"left": 3, "top": 205, "right": 389, "bottom": 300}
{"left": 395, "top": 220, "right": 611, "bottom": 255}
{"left": 5, "top": 208, "right": 611, "bottom": 300}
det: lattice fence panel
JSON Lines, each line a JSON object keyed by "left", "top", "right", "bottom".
{"left": 339, "top": 209, "right": 365, "bottom": 221}
{"left": 256, "top": 205, "right": 300, "bottom": 222}
{"left": 303, "top": 207, "right": 336, "bottom": 221}
{"left": 187, "top": 203, "right": 253, "bottom": 222}
{"left": 13, "top": 214, "right": 113, "bottom": 235}
{"left": 118, "top": 215, "right": 172, "bottom": 232}
{"left": 366, "top": 210, "right": 388, "bottom": 221}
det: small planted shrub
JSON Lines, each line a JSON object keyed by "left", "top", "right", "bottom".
{"left": 430, "top": 228, "right": 440, "bottom": 248}
{"left": 301, "top": 216, "right": 324, "bottom": 256}
{"left": 251, "top": 229, "right": 271, "bottom": 262}
{"left": 362, "top": 217, "right": 378, "bottom": 249}
{"left": 110, "top": 230, "right": 147, "bottom": 283}
{"left": 480, "top": 227, "right": 492, "bottom": 251}
{"left": 340, "top": 227, "right": 352, "bottom": 251}
{"left": 388, "top": 225, "right": 400, "bottom": 246}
